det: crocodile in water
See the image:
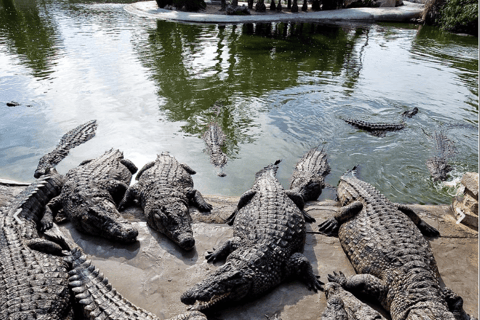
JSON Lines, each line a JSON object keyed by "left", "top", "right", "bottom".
{"left": 119, "top": 152, "right": 212, "bottom": 250}
{"left": 203, "top": 122, "right": 228, "bottom": 177}
{"left": 180, "top": 161, "right": 322, "bottom": 311}
{"left": 425, "top": 130, "right": 456, "bottom": 181}
{"left": 317, "top": 169, "right": 475, "bottom": 320}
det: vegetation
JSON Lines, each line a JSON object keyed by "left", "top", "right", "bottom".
{"left": 423, "top": 0, "right": 478, "bottom": 35}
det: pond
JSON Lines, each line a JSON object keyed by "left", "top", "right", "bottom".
{"left": 0, "top": 0, "right": 478, "bottom": 205}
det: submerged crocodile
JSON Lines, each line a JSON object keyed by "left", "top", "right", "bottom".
{"left": 321, "top": 281, "right": 387, "bottom": 320}
{"left": 180, "top": 161, "right": 322, "bottom": 311}
{"left": 203, "top": 122, "right": 228, "bottom": 177}
{"left": 67, "top": 248, "right": 207, "bottom": 320}
{"left": 340, "top": 107, "right": 418, "bottom": 137}
{"left": 290, "top": 146, "right": 331, "bottom": 202}
{"left": 425, "top": 130, "right": 456, "bottom": 181}
{"left": 318, "top": 169, "right": 475, "bottom": 320}
{"left": 45, "top": 149, "right": 139, "bottom": 243}
{"left": 118, "top": 152, "right": 212, "bottom": 250}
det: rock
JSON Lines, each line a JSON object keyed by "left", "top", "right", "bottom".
{"left": 226, "top": 4, "right": 250, "bottom": 14}
{"left": 462, "top": 172, "right": 478, "bottom": 199}
{"left": 452, "top": 172, "right": 478, "bottom": 229}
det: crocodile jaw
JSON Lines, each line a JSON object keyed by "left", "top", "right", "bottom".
{"left": 185, "top": 293, "right": 231, "bottom": 311}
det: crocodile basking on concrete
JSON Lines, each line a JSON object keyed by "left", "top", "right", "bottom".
{"left": 66, "top": 247, "right": 207, "bottom": 320}
{"left": 290, "top": 146, "right": 331, "bottom": 202}
{"left": 203, "top": 122, "right": 228, "bottom": 177}
{"left": 180, "top": 161, "right": 322, "bottom": 311}
{"left": 45, "top": 149, "right": 139, "bottom": 243}
{"left": 425, "top": 130, "right": 456, "bottom": 182}
{"left": 321, "top": 281, "right": 387, "bottom": 320}
{"left": 340, "top": 107, "right": 418, "bottom": 137}
{"left": 318, "top": 169, "right": 476, "bottom": 320}
{"left": 118, "top": 152, "right": 212, "bottom": 250}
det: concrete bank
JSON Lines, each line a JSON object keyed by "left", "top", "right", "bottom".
{"left": 0, "top": 180, "right": 477, "bottom": 319}
{"left": 125, "top": 0, "right": 424, "bottom": 24}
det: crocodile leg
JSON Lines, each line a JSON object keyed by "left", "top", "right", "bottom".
{"left": 285, "top": 252, "right": 323, "bottom": 292}
{"left": 328, "top": 271, "right": 388, "bottom": 307}
{"left": 136, "top": 161, "right": 155, "bottom": 180}
{"left": 394, "top": 204, "right": 440, "bottom": 237}
{"left": 225, "top": 189, "right": 256, "bottom": 225}
{"left": 186, "top": 188, "right": 213, "bottom": 212}
{"left": 318, "top": 201, "right": 363, "bottom": 236}
{"left": 25, "top": 238, "right": 65, "bottom": 256}
{"left": 118, "top": 183, "right": 141, "bottom": 211}
{"left": 44, "top": 194, "right": 66, "bottom": 229}
{"left": 285, "top": 190, "right": 315, "bottom": 223}
{"left": 181, "top": 163, "right": 197, "bottom": 175}
{"left": 442, "top": 287, "right": 478, "bottom": 320}
{"left": 120, "top": 158, "right": 138, "bottom": 174}
{"left": 205, "top": 237, "right": 242, "bottom": 263}
{"left": 104, "top": 179, "right": 130, "bottom": 205}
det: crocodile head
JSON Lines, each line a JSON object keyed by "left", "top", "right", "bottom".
{"left": 290, "top": 172, "right": 325, "bottom": 201}
{"left": 147, "top": 200, "right": 195, "bottom": 251}
{"left": 34, "top": 159, "right": 58, "bottom": 178}
{"left": 70, "top": 191, "right": 138, "bottom": 243}
{"left": 181, "top": 261, "right": 254, "bottom": 311}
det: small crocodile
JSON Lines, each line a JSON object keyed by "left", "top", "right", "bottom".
{"left": 203, "top": 122, "right": 228, "bottom": 177}
{"left": 118, "top": 152, "right": 212, "bottom": 250}
{"left": 318, "top": 169, "right": 475, "bottom": 320}
{"left": 320, "top": 281, "right": 387, "bottom": 320}
{"left": 66, "top": 247, "right": 207, "bottom": 320}
{"left": 45, "top": 149, "right": 139, "bottom": 243}
{"left": 340, "top": 107, "right": 418, "bottom": 137}
{"left": 290, "top": 146, "right": 331, "bottom": 202}
{"left": 180, "top": 161, "right": 322, "bottom": 311}
{"left": 425, "top": 130, "right": 456, "bottom": 181}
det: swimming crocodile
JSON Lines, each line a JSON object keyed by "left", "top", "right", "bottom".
{"left": 45, "top": 149, "right": 139, "bottom": 243}
{"left": 425, "top": 130, "right": 456, "bottom": 181}
{"left": 0, "top": 174, "right": 74, "bottom": 319}
{"left": 340, "top": 107, "right": 418, "bottom": 137}
{"left": 180, "top": 161, "right": 322, "bottom": 311}
{"left": 317, "top": 169, "right": 475, "bottom": 320}
{"left": 118, "top": 152, "right": 212, "bottom": 250}
{"left": 66, "top": 248, "right": 207, "bottom": 320}
{"left": 290, "top": 146, "right": 331, "bottom": 202}
{"left": 320, "top": 282, "right": 387, "bottom": 320}
{"left": 203, "top": 122, "right": 228, "bottom": 177}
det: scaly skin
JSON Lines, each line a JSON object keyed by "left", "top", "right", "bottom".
{"left": 290, "top": 146, "right": 330, "bottom": 202}
{"left": 47, "top": 149, "right": 139, "bottom": 243}
{"left": 180, "top": 161, "right": 322, "bottom": 311}
{"left": 0, "top": 174, "right": 73, "bottom": 320}
{"left": 426, "top": 131, "right": 456, "bottom": 182}
{"left": 318, "top": 170, "right": 475, "bottom": 320}
{"left": 341, "top": 117, "right": 405, "bottom": 136}
{"left": 119, "top": 152, "right": 212, "bottom": 251}
{"left": 66, "top": 248, "right": 207, "bottom": 320}
{"left": 321, "top": 282, "right": 387, "bottom": 320}
{"left": 203, "top": 122, "right": 228, "bottom": 176}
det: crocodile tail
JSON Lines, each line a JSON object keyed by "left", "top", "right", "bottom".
{"left": 34, "top": 120, "right": 98, "bottom": 178}
{"left": 342, "top": 165, "right": 360, "bottom": 179}
{"left": 255, "top": 160, "right": 282, "bottom": 179}
{"left": 68, "top": 248, "right": 159, "bottom": 320}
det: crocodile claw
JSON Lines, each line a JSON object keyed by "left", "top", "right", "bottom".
{"left": 418, "top": 220, "right": 440, "bottom": 237}
{"left": 327, "top": 271, "right": 347, "bottom": 287}
{"left": 205, "top": 249, "right": 219, "bottom": 263}
{"left": 318, "top": 218, "right": 339, "bottom": 237}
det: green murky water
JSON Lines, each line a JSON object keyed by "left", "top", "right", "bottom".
{"left": 0, "top": 0, "right": 478, "bottom": 204}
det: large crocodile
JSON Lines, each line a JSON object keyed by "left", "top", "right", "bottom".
{"left": 317, "top": 169, "right": 475, "bottom": 320}
{"left": 290, "top": 146, "right": 331, "bottom": 202}
{"left": 118, "top": 152, "right": 212, "bottom": 250}
{"left": 180, "top": 161, "right": 322, "bottom": 311}
{"left": 203, "top": 122, "right": 228, "bottom": 177}
{"left": 320, "top": 281, "right": 387, "bottom": 320}
{"left": 45, "top": 149, "right": 139, "bottom": 243}
{"left": 425, "top": 130, "right": 456, "bottom": 181}
{"left": 66, "top": 248, "right": 207, "bottom": 320}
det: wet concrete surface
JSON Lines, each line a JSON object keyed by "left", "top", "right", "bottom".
{"left": 0, "top": 181, "right": 477, "bottom": 319}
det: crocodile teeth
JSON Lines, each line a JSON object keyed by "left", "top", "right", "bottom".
{"left": 187, "top": 292, "right": 231, "bottom": 311}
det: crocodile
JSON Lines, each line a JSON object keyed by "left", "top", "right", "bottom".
{"left": 290, "top": 146, "right": 331, "bottom": 202}
{"left": 118, "top": 152, "right": 212, "bottom": 250}
{"left": 203, "top": 122, "right": 228, "bottom": 177}
{"left": 66, "top": 247, "right": 207, "bottom": 320}
{"left": 45, "top": 149, "right": 139, "bottom": 243}
{"left": 340, "top": 107, "right": 418, "bottom": 137}
{"left": 317, "top": 169, "right": 476, "bottom": 320}
{"left": 180, "top": 161, "right": 322, "bottom": 311}
{"left": 320, "top": 281, "right": 387, "bottom": 320}
{"left": 34, "top": 120, "right": 98, "bottom": 178}
{"left": 425, "top": 130, "right": 456, "bottom": 181}
{"left": 0, "top": 174, "right": 74, "bottom": 319}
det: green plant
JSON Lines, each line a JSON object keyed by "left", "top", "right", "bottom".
{"left": 438, "top": 0, "right": 478, "bottom": 35}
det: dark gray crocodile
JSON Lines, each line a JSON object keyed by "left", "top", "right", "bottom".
{"left": 290, "top": 146, "right": 331, "bottom": 202}
{"left": 180, "top": 161, "right": 322, "bottom": 311}
{"left": 66, "top": 248, "right": 207, "bottom": 320}
{"left": 0, "top": 174, "right": 74, "bottom": 319}
{"left": 320, "top": 282, "right": 387, "bottom": 320}
{"left": 45, "top": 149, "right": 139, "bottom": 243}
{"left": 425, "top": 130, "right": 456, "bottom": 181}
{"left": 317, "top": 169, "right": 475, "bottom": 320}
{"left": 34, "top": 120, "right": 98, "bottom": 178}
{"left": 118, "top": 152, "right": 212, "bottom": 250}
{"left": 203, "top": 122, "right": 228, "bottom": 177}
{"left": 340, "top": 107, "right": 418, "bottom": 137}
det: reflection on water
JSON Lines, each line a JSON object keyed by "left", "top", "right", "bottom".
{"left": 0, "top": 0, "right": 477, "bottom": 204}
